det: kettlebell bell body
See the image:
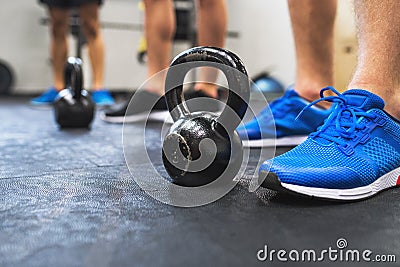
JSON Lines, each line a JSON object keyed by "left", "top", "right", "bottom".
{"left": 54, "top": 57, "right": 95, "bottom": 128}
{"left": 163, "top": 112, "right": 243, "bottom": 187}
{"left": 162, "top": 47, "right": 250, "bottom": 187}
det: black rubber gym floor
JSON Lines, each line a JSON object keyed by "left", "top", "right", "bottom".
{"left": 1, "top": 97, "right": 399, "bottom": 267}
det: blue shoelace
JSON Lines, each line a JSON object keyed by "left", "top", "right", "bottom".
{"left": 296, "top": 87, "right": 378, "bottom": 152}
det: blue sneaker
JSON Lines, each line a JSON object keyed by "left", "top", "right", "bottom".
{"left": 259, "top": 87, "right": 400, "bottom": 201}
{"left": 91, "top": 89, "right": 115, "bottom": 106}
{"left": 30, "top": 87, "right": 59, "bottom": 105}
{"left": 237, "top": 89, "right": 331, "bottom": 147}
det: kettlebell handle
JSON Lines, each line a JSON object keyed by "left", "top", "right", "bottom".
{"left": 165, "top": 46, "right": 250, "bottom": 134}
{"left": 64, "top": 57, "right": 83, "bottom": 100}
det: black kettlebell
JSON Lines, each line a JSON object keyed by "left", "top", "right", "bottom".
{"left": 54, "top": 57, "right": 95, "bottom": 128}
{"left": 162, "top": 46, "right": 250, "bottom": 187}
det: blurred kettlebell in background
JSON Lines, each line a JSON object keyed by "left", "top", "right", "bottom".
{"left": 54, "top": 57, "right": 95, "bottom": 129}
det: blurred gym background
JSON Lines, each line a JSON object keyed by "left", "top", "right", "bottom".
{"left": 0, "top": 0, "right": 356, "bottom": 95}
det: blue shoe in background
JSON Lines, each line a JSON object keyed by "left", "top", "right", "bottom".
{"left": 92, "top": 89, "right": 115, "bottom": 106}
{"left": 237, "top": 89, "right": 331, "bottom": 147}
{"left": 30, "top": 87, "right": 59, "bottom": 105}
{"left": 259, "top": 87, "right": 400, "bottom": 201}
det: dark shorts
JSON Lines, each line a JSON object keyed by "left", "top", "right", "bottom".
{"left": 39, "top": 0, "right": 103, "bottom": 8}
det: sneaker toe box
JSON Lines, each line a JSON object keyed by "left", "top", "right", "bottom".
{"left": 260, "top": 159, "right": 366, "bottom": 189}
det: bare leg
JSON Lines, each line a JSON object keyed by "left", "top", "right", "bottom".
{"left": 348, "top": 0, "right": 400, "bottom": 119}
{"left": 144, "top": 0, "right": 175, "bottom": 95}
{"left": 194, "top": 0, "right": 227, "bottom": 98}
{"left": 49, "top": 8, "right": 69, "bottom": 91}
{"left": 288, "top": 0, "right": 337, "bottom": 104}
{"left": 79, "top": 3, "right": 104, "bottom": 90}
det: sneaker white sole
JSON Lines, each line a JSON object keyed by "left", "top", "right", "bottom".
{"left": 100, "top": 110, "right": 173, "bottom": 124}
{"left": 242, "top": 135, "right": 308, "bottom": 148}
{"left": 280, "top": 166, "right": 400, "bottom": 201}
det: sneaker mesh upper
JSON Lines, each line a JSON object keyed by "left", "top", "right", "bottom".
{"left": 237, "top": 89, "right": 331, "bottom": 140}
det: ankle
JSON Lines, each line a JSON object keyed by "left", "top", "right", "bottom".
{"left": 296, "top": 88, "right": 321, "bottom": 102}
{"left": 293, "top": 83, "right": 333, "bottom": 109}
{"left": 294, "top": 81, "right": 331, "bottom": 102}
{"left": 348, "top": 80, "right": 400, "bottom": 119}
{"left": 54, "top": 84, "right": 64, "bottom": 91}
{"left": 295, "top": 86, "right": 324, "bottom": 106}
{"left": 194, "top": 83, "right": 218, "bottom": 98}
{"left": 145, "top": 87, "right": 163, "bottom": 96}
